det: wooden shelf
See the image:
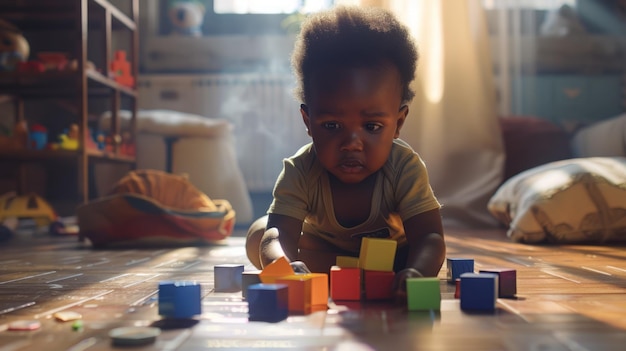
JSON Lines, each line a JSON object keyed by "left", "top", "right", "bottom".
{"left": 0, "top": 0, "right": 139, "bottom": 209}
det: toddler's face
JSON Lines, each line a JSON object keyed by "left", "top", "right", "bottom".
{"left": 301, "top": 62, "right": 407, "bottom": 184}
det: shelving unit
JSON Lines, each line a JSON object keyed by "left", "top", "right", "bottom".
{"left": 0, "top": 0, "right": 138, "bottom": 213}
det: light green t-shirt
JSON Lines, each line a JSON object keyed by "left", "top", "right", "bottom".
{"left": 268, "top": 139, "right": 440, "bottom": 254}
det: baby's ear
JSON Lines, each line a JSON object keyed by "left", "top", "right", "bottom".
{"left": 395, "top": 105, "right": 408, "bottom": 137}
{"left": 300, "top": 104, "right": 311, "bottom": 136}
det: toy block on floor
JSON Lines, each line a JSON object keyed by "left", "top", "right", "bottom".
{"left": 247, "top": 283, "right": 289, "bottom": 323}
{"left": 460, "top": 272, "right": 498, "bottom": 311}
{"left": 158, "top": 281, "right": 201, "bottom": 318}
{"left": 364, "top": 270, "right": 395, "bottom": 300}
{"left": 300, "top": 273, "right": 329, "bottom": 307}
{"left": 259, "top": 256, "right": 294, "bottom": 284}
{"left": 479, "top": 268, "right": 516, "bottom": 298}
{"left": 406, "top": 277, "right": 441, "bottom": 311}
{"left": 358, "top": 238, "right": 397, "bottom": 272}
{"left": 330, "top": 266, "right": 361, "bottom": 301}
{"left": 277, "top": 275, "right": 312, "bottom": 314}
{"left": 241, "top": 270, "right": 262, "bottom": 298}
{"left": 336, "top": 255, "right": 360, "bottom": 268}
{"left": 214, "top": 264, "right": 244, "bottom": 292}
{"left": 447, "top": 258, "right": 474, "bottom": 283}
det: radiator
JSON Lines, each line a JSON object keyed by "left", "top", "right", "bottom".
{"left": 137, "top": 73, "right": 309, "bottom": 192}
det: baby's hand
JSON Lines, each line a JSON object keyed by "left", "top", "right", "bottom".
{"left": 289, "top": 260, "right": 311, "bottom": 274}
{"left": 392, "top": 268, "right": 423, "bottom": 304}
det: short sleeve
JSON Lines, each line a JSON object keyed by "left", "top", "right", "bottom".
{"left": 393, "top": 152, "right": 440, "bottom": 221}
{"left": 267, "top": 157, "right": 310, "bottom": 221}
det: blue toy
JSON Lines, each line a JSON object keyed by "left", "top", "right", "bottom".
{"left": 158, "top": 281, "right": 201, "bottom": 318}
{"left": 247, "top": 283, "right": 289, "bottom": 323}
{"left": 460, "top": 272, "right": 498, "bottom": 311}
{"left": 447, "top": 258, "right": 474, "bottom": 283}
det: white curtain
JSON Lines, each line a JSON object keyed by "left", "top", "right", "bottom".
{"left": 339, "top": 0, "right": 505, "bottom": 228}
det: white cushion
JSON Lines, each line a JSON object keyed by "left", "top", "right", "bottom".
{"left": 488, "top": 157, "right": 626, "bottom": 243}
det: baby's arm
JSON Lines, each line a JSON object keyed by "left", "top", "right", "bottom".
{"left": 393, "top": 208, "right": 446, "bottom": 298}
{"left": 259, "top": 213, "right": 304, "bottom": 267}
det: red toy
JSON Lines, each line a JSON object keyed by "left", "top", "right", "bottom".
{"left": 110, "top": 50, "right": 134, "bottom": 87}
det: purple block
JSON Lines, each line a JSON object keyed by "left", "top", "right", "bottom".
{"left": 214, "top": 264, "right": 245, "bottom": 292}
{"left": 447, "top": 258, "right": 474, "bottom": 283}
{"left": 460, "top": 272, "right": 498, "bottom": 311}
{"left": 241, "top": 270, "right": 262, "bottom": 298}
{"left": 158, "top": 281, "right": 201, "bottom": 318}
{"left": 247, "top": 283, "right": 289, "bottom": 323}
{"left": 479, "top": 268, "right": 516, "bottom": 298}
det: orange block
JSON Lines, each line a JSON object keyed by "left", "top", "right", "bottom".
{"left": 276, "top": 275, "right": 312, "bottom": 313}
{"left": 330, "top": 266, "right": 361, "bottom": 301}
{"left": 259, "top": 256, "right": 294, "bottom": 283}
{"left": 300, "top": 273, "right": 328, "bottom": 307}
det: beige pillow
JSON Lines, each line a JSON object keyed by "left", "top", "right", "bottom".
{"left": 488, "top": 157, "right": 626, "bottom": 243}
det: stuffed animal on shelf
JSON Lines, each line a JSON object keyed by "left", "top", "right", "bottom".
{"left": 168, "top": 0, "right": 206, "bottom": 37}
{"left": 57, "top": 123, "right": 80, "bottom": 150}
{"left": 0, "top": 19, "right": 30, "bottom": 71}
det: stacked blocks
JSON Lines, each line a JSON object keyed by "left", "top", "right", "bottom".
{"left": 447, "top": 258, "right": 474, "bottom": 283}
{"left": 259, "top": 256, "right": 294, "bottom": 283}
{"left": 406, "top": 277, "right": 441, "bottom": 311}
{"left": 247, "top": 283, "right": 289, "bottom": 322}
{"left": 359, "top": 238, "right": 397, "bottom": 271}
{"left": 330, "top": 266, "right": 361, "bottom": 301}
{"left": 214, "top": 264, "right": 244, "bottom": 292}
{"left": 158, "top": 281, "right": 201, "bottom": 318}
{"left": 479, "top": 268, "right": 516, "bottom": 298}
{"left": 330, "top": 238, "right": 399, "bottom": 302}
{"left": 459, "top": 272, "right": 498, "bottom": 311}
{"left": 241, "top": 270, "right": 262, "bottom": 298}
{"left": 364, "top": 270, "right": 395, "bottom": 300}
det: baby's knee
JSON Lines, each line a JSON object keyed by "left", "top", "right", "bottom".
{"left": 245, "top": 216, "right": 268, "bottom": 269}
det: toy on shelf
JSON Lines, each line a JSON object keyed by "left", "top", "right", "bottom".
{"left": 0, "top": 19, "right": 29, "bottom": 71}
{"left": 28, "top": 123, "right": 47, "bottom": 150}
{"left": 168, "top": 0, "right": 205, "bottom": 37}
{"left": 110, "top": 50, "right": 134, "bottom": 87}
{"left": 36, "top": 52, "right": 69, "bottom": 71}
{"left": 57, "top": 123, "right": 80, "bottom": 150}
{"left": 0, "top": 120, "right": 28, "bottom": 150}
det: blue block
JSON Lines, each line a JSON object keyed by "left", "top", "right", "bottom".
{"left": 247, "top": 283, "right": 289, "bottom": 323}
{"left": 214, "top": 264, "right": 245, "bottom": 292}
{"left": 158, "top": 281, "right": 202, "bottom": 318}
{"left": 447, "top": 258, "right": 474, "bottom": 283}
{"left": 460, "top": 273, "right": 498, "bottom": 311}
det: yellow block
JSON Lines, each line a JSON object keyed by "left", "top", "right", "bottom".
{"left": 358, "top": 238, "right": 397, "bottom": 272}
{"left": 336, "top": 256, "right": 360, "bottom": 268}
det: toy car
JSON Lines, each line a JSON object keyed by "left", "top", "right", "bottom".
{"left": 0, "top": 192, "right": 65, "bottom": 236}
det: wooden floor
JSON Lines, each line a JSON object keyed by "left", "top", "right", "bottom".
{"left": 0, "top": 227, "right": 625, "bottom": 350}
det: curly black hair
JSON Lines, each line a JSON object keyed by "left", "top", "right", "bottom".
{"left": 291, "top": 6, "right": 418, "bottom": 105}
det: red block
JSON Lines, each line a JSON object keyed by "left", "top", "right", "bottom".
{"left": 364, "top": 270, "right": 395, "bottom": 300}
{"left": 330, "top": 266, "right": 361, "bottom": 301}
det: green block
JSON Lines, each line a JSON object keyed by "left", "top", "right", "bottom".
{"left": 406, "top": 277, "right": 441, "bottom": 311}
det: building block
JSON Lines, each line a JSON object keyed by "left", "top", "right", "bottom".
{"left": 158, "top": 281, "right": 201, "bottom": 318}
{"left": 299, "top": 273, "right": 329, "bottom": 307}
{"left": 276, "top": 275, "right": 312, "bottom": 314}
{"left": 447, "top": 258, "right": 474, "bottom": 283}
{"left": 247, "top": 283, "right": 289, "bottom": 322}
{"left": 330, "top": 266, "right": 361, "bottom": 301}
{"left": 479, "top": 268, "right": 517, "bottom": 298}
{"left": 406, "top": 277, "right": 441, "bottom": 311}
{"left": 363, "top": 270, "right": 395, "bottom": 300}
{"left": 460, "top": 272, "right": 498, "bottom": 311}
{"left": 214, "top": 264, "right": 244, "bottom": 292}
{"left": 336, "top": 255, "right": 360, "bottom": 268}
{"left": 259, "top": 256, "right": 294, "bottom": 284}
{"left": 241, "top": 270, "right": 262, "bottom": 298}
{"left": 358, "top": 238, "right": 397, "bottom": 272}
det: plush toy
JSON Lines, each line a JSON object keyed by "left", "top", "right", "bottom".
{"left": 0, "top": 19, "right": 30, "bottom": 71}
{"left": 168, "top": 0, "right": 206, "bottom": 37}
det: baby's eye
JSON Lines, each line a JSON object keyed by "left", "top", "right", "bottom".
{"left": 366, "top": 123, "right": 383, "bottom": 132}
{"left": 323, "top": 122, "right": 340, "bottom": 130}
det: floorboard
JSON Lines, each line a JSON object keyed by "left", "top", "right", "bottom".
{"left": 0, "top": 227, "right": 624, "bottom": 350}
